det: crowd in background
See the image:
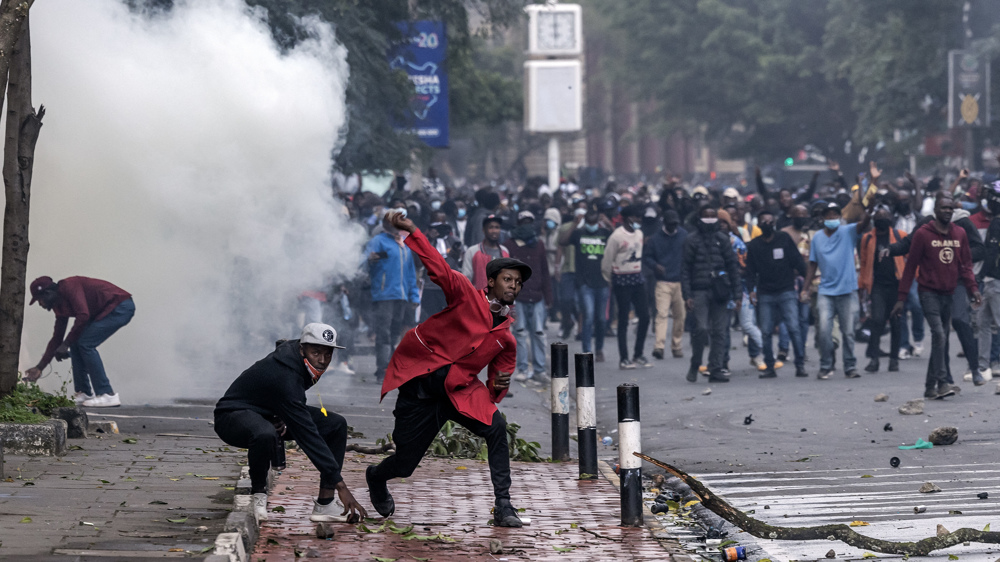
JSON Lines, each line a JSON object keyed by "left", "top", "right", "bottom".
{"left": 298, "top": 159, "right": 1000, "bottom": 400}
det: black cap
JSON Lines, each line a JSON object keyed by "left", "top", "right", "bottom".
{"left": 824, "top": 201, "right": 841, "bottom": 214}
{"left": 663, "top": 210, "right": 680, "bottom": 224}
{"left": 486, "top": 257, "right": 532, "bottom": 283}
{"left": 483, "top": 214, "right": 503, "bottom": 227}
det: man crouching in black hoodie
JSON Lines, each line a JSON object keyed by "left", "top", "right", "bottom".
{"left": 214, "top": 323, "right": 367, "bottom": 523}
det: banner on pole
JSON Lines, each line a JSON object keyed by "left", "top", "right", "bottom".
{"left": 390, "top": 21, "right": 449, "bottom": 148}
{"left": 949, "top": 50, "right": 990, "bottom": 128}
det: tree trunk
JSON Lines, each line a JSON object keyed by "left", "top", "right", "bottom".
{"left": 0, "top": 11, "right": 41, "bottom": 396}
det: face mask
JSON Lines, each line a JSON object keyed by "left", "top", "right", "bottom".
{"left": 584, "top": 222, "right": 599, "bottom": 233}
{"left": 304, "top": 358, "right": 326, "bottom": 383}
{"left": 430, "top": 200, "right": 442, "bottom": 211}
{"left": 961, "top": 201, "right": 977, "bottom": 211}
{"left": 631, "top": 221, "right": 642, "bottom": 231}
{"left": 546, "top": 219, "right": 557, "bottom": 230}
{"left": 664, "top": 222, "right": 679, "bottom": 234}
{"left": 700, "top": 217, "right": 718, "bottom": 225}
{"left": 792, "top": 216, "right": 808, "bottom": 230}
{"left": 457, "top": 208, "right": 466, "bottom": 219}
{"left": 824, "top": 219, "right": 841, "bottom": 230}
{"left": 874, "top": 217, "right": 892, "bottom": 230}
{"left": 759, "top": 222, "right": 774, "bottom": 237}
{"left": 513, "top": 203, "right": 519, "bottom": 212}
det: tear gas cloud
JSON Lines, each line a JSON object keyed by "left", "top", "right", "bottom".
{"left": 19, "top": 0, "right": 363, "bottom": 401}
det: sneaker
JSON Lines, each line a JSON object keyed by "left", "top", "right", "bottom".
{"left": 963, "top": 371, "right": 974, "bottom": 382}
{"left": 912, "top": 343, "right": 923, "bottom": 357}
{"left": 865, "top": 359, "right": 879, "bottom": 373}
{"left": 817, "top": 370, "right": 832, "bottom": 380}
{"left": 888, "top": 358, "right": 899, "bottom": 372}
{"left": 757, "top": 361, "right": 767, "bottom": 371}
{"left": 619, "top": 359, "right": 636, "bottom": 370}
{"left": 777, "top": 351, "right": 788, "bottom": 362}
{"left": 973, "top": 373, "right": 987, "bottom": 386}
{"left": 652, "top": 349, "right": 665, "bottom": 360}
{"left": 335, "top": 362, "right": 356, "bottom": 376}
{"left": 981, "top": 367, "right": 993, "bottom": 381}
{"left": 774, "top": 361, "right": 784, "bottom": 369}
{"left": 513, "top": 372, "right": 530, "bottom": 382}
{"left": 750, "top": 356, "right": 764, "bottom": 370}
{"left": 935, "top": 384, "right": 958, "bottom": 399}
{"left": 686, "top": 367, "right": 698, "bottom": 383}
{"left": 73, "top": 392, "right": 94, "bottom": 404}
{"left": 759, "top": 367, "right": 777, "bottom": 379}
{"left": 253, "top": 492, "right": 268, "bottom": 522}
{"left": 633, "top": 356, "right": 653, "bottom": 368}
{"left": 82, "top": 393, "right": 121, "bottom": 408}
{"left": 698, "top": 365, "right": 709, "bottom": 373}
{"left": 924, "top": 388, "right": 941, "bottom": 399}
{"left": 794, "top": 366, "right": 808, "bottom": 378}
{"left": 898, "top": 348, "right": 912, "bottom": 360}
{"left": 493, "top": 499, "right": 523, "bottom": 528}
{"left": 531, "top": 371, "right": 551, "bottom": 384}
{"left": 671, "top": 349, "right": 684, "bottom": 358}
{"left": 310, "top": 498, "right": 349, "bottom": 522}
{"left": 707, "top": 373, "right": 731, "bottom": 383}
{"left": 595, "top": 351, "right": 605, "bottom": 363}
{"left": 845, "top": 370, "right": 861, "bottom": 379}
{"left": 366, "top": 466, "right": 394, "bottom": 518}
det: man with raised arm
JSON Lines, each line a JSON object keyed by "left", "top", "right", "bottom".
{"left": 367, "top": 210, "right": 531, "bottom": 528}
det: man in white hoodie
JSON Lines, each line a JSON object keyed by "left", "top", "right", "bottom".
{"left": 601, "top": 205, "right": 651, "bottom": 370}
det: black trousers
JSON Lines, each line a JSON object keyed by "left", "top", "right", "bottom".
{"left": 369, "top": 370, "right": 511, "bottom": 501}
{"left": 613, "top": 283, "right": 650, "bottom": 361}
{"left": 374, "top": 300, "right": 409, "bottom": 379}
{"left": 867, "top": 283, "right": 901, "bottom": 360}
{"left": 214, "top": 408, "right": 347, "bottom": 493}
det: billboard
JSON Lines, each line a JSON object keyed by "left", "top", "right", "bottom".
{"left": 389, "top": 21, "right": 449, "bottom": 148}
{"left": 524, "top": 60, "right": 582, "bottom": 133}
{"left": 949, "top": 50, "right": 991, "bottom": 128}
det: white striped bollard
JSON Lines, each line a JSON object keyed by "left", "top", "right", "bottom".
{"left": 551, "top": 342, "right": 570, "bottom": 462}
{"left": 617, "top": 383, "right": 642, "bottom": 526}
{"left": 575, "top": 352, "right": 597, "bottom": 479}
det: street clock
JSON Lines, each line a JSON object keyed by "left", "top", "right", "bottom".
{"left": 526, "top": 4, "right": 582, "bottom": 57}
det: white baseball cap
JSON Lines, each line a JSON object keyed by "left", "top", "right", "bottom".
{"left": 300, "top": 323, "right": 346, "bottom": 349}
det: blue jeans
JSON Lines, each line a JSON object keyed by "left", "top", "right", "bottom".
{"left": 900, "top": 282, "right": 925, "bottom": 349}
{"left": 758, "top": 291, "right": 805, "bottom": 369}
{"left": 817, "top": 293, "right": 858, "bottom": 372}
{"left": 71, "top": 298, "right": 135, "bottom": 396}
{"left": 740, "top": 292, "right": 762, "bottom": 359}
{"left": 577, "top": 284, "right": 608, "bottom": 354}
{"left": 777, "top": 300, "right": 810, "bottom": 354}
{"left": 514, "top": 300, "right": 547, "bottom": 375}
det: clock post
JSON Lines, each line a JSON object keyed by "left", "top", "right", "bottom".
{"left": 524, "top": 3, "right": 583, "bottom": 191}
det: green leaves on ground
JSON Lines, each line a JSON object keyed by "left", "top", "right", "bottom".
{"left": 271, "top": 506, "right": 285, "bottom": 513}
{"left": 553, "top": 546, "right": 576, "bottom": 552}
{"left": 0, "top": 381, "right": 74, "bottom": 423}
{"left": 166, "top": 517, "right": 188, "bottom": 523}
{"left": 122, "top": 438, "right": 137, "bottom": 444}
{"left": 19, "top": 517, "right": 31, "bottom": 523}
{"left": 358, "top": 519, "right": 456, "bottom": 543}
{"left": 429, "top": 417, "right": 541, "bottom": 462}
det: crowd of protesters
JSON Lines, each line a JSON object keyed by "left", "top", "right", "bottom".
{"left": 307, "top": 158, "right": 1000, "bottom": 400}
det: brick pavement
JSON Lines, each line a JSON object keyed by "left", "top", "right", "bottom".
{"left": 254, "top": 450, "right": 683, "bottom": 561}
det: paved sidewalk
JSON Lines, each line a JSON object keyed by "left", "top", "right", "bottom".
{"left": 254, "top": 450, "right": 686, "bottom": 561}
{"left": 0, "top": 405, "right": 243, "bottom": 561}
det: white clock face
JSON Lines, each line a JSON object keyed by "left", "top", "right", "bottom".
{"left": 537, "top": 11, "right": 576, "bottom": 51}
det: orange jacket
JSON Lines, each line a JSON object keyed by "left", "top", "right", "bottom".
{"left": 859, "top": 228, "right": 906, "bottom": 292}
{"left": 381, "top": 228, "right": 516, "bottom": 425}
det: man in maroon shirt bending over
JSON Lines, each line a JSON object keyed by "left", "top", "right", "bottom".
{"left": 893, "top": 195, "right": 981, "bottom": 400}
{"left": 23, "top": 276, "right": 135, "bottom": 407}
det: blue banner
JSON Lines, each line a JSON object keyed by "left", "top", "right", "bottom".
{"left": 389, "top": 21, "right": 449, "bottom": 148}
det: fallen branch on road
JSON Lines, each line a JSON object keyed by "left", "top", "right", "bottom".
{"left": 636, "top": 452, "right": 1000, "bottom": 556}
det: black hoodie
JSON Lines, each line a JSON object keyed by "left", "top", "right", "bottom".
{"left": 215, "top": 339, "right": 343, "bottom": 487}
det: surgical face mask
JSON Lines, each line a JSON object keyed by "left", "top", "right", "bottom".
{"left": 700, "top": 217, "right": 718, "bottom": 225}
{"left": 513, "top": 203, "right": 519, "bottom": 212}
{"left": 457, "top": 208, "right": 466, "bottom": 219}
{"left": 430, "top": 200, "right": 442, "bottom": 211}
{"left": 584, "top": 222, "right": 599, "bottom": 233}
{"left": 546, "top": 219, "right": 557, "bottom": 230}
{"left": 631, "top": 221, "right": 642, "bottom": 231}
{"left": 792, "top": 216, "right": 808, "bottom": 230}
{"left": 960, "top": 200, "right": 977, "bottom": 211}
{"left": 824, "top": 219, "right": 841, "bottom": 230}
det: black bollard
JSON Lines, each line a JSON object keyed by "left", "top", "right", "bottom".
{"left": 617, "top": 383, "right": 642, "bottom": 526}
{"left": 575, "top": 353, "right": 597, "bottom": 479}
{"left": 550, "top": 343, "right": 570, "bottom": 462}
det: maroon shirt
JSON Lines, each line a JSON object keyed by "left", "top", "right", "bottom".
{"left": 897, "top": 222, "right": 977, "bottom": 301}
{"left": 38, "top": 277, "right": 131, "bottom": 369}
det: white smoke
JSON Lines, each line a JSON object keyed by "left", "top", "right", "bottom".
{"left": 18, "top": 0, "right": 364, "bottom": 401}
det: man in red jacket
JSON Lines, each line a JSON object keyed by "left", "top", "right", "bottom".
{"left": 893, "top": 195, "right": 982, "bottom": 399}
{"left": 24, "top": 276, "right": 135, "bottom": 407}
{"left": 366, "top": 210, "right": 529, "bottom": 528}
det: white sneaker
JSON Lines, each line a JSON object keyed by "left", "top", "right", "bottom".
{"left": 73, "top": 392, "right": 94, "bottom": 404}
{"left": 253, "top": 492, "right": 268, "bottom": 522}
{"left": 82, "top": 393, "right": 121, "bottom": 407}
{"left": 912, "top": 343, "right": 923, "bottom": 357}
{"left": 963, "top": 371, "right": 974, "bottom": 382}
{"left": 898, "top": 349, "right": 912, "bottom": 360}
{"left": 983, "top": 368, "right": 994, "bottom": 381}
{"left": 335, "top": 362, "right": 356, "bottom": 376}
{"left": 513, "top": 372, "right": 530, "bottom": 382}
{"left": 309, "top": 498, "right": 348, "bottom": 522}
{"left": 749, "top": 356, "right": 763, "bottom": 369}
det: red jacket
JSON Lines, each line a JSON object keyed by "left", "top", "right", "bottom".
{"left": 381, "top": 229, "right": 516, "bottom": 425}
{"left": 40, "top": 277, "right": 131, "bottom": 369}
{"left": 897, "top": 222, "right": 977, "bottom": 301}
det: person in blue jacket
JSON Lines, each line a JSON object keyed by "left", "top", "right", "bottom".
{"left": 366, "top": 209, "right": 421, "bottom": 382}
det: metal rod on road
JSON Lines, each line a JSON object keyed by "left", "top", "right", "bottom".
{"left": 575, "top": 352, "right": 597, "bottom": 479}
{"left": 617, "top": 383, "right": 642, "bottom": 526}
{"left": 551, "top": 342, "right": 570, "bottom": 462}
